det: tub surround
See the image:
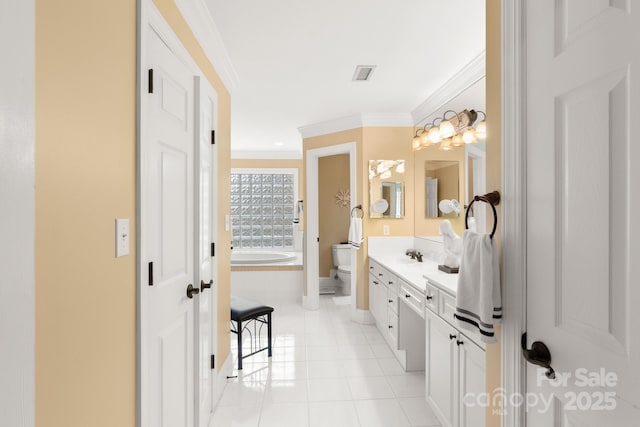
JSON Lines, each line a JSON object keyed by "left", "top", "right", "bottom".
{"left": 230, "top": 250, "right": 303, "bottom": 268}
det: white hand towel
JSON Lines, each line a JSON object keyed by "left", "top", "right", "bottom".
{"left": 293, "top": 200, "right": 303, "bottom": 225}
{"left": 348, "top": 217, "right": 363, "bottom": 250}
{"left": 454, "top": 230, "right": 502, "bottom": 343}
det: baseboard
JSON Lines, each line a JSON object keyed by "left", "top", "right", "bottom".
{"left": 353, "top": 308, "right": 375, "bottom": 324}
{"left": 212, "top": 354, "right": 232, "bottom": 410}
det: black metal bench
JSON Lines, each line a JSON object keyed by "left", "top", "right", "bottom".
{"left": 230, "top": 296, "right": 273, "bottom": 370}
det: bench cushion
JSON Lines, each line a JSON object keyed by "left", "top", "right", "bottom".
{"left": 230, "top": 296, "right": 274, "bottom": 322}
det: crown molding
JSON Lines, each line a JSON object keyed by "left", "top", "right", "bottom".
{"left": 231, "top": 150, "right": 303, "bottom": 160}
{"left": 174, "top": 0, "right": 239, "bottom": 93}
{"left": 361, "top": 113, "right": 413, "bottom": 127}
{"left": 298, "top": 113, "right": 412, "bottom": 139}
{"left": 411, "top": 51, "right": 486, "bottom": 125}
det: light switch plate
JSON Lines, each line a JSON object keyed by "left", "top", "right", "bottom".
{"left": 115, "top": 218, "right": 130, "bottom": 257}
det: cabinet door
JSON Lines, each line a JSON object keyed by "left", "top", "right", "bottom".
{"left": 458, "top": 334, "right": 486, "bottom": 427}
{"left": 376, "top": 282, "right": 388, "bottom": 331}
{"left": 425, "top": 311, "right": 457, "bottom": 427}
{"left": 368, "top": 274, "right": 378, "bottom": 321}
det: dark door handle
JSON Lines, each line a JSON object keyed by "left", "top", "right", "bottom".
{"left": 449, "top": 334, "right": 457, "bottom": 340}
{"left": 426, "top": 295, "right": 433, "bottom": 301}
{"left": 456, "top": 340, "right": 464, "bottom": 346}
{"left": 200, "top": 279, "right": 213, "bottom": 292}
{"left": 405, "top": 294, "right": 411, "bottom": 298}
{"left": 521, "top": 333, "right": 556, "bottom": 379}
{"left": 186, "top": 284, "right": 199, "bottom": 299}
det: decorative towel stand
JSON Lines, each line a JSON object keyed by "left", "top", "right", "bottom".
{"left": 465, "top": 191, "right": 501, "bottom": 238}
{"left": 351, "top": 204, "right": 364, "bottom": 218}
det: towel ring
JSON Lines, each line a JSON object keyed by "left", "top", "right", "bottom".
{"left": 465, "top": 191, "right": 500, "bottom": 239}
{"left": 351, "top": 204, "right": 364, "bottom": 218}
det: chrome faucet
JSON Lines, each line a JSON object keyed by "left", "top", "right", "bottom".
{"left": 405, "top": 249, "right": 424, "bottom": 262}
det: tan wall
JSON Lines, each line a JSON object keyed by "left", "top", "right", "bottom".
{"left": 303, "top": 126, "right": 413, "bottom": 309}
{"left": 414, "top": 147, "right": 466, "bottom": 236}
{"left": 35, "top": 1, "right": 232, "bottom": 426}
{"left": 35, "top": 1, "right": 136, "bottom": 425}
{"left": 362, "top": 127, "right": 415, "bottom": 238}
{"left": 303, "top": 128, "right": 364, "bottom": 302}
{"left": 318, "top": 154, "right": 351, "bottom": 277}
{"left": 152, "top": 0, "right": 233, "bottom": 374}
{"left": 486, "top": 1, "right": 502, "bottom": 426}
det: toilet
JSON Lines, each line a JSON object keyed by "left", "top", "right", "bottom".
{"left": 331, "top": 243, "right": 352, "bottom": 295}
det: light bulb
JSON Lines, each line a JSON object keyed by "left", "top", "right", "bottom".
{"left": 428, "top": 126, "right": 442, "bottom": 143}
{"left": 451, "top": 134, "right": 464, "bottom": 147}
{"left": 412, "top": 136, "right": 421, "bottom": 150}
{"left": 475, "top": 120, "right": 487, "bottom": 140}
{"left": 439, "top": 138, "right": 452, "bottom": 151}
{"left": 439, "top": 120, "right": 455, "bottom": 139}
{"left": 462, "top": 128, "right": 476, "bottom": 144}
{"left": 395, "top": 162, "right": 405, "bottom": 174}
{"left": 419, "top": 129, "right": 431, "bottom": 146}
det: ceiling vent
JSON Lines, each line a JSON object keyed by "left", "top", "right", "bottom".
{"left": 352, "top": 65, "right": 376, "bottom": 82}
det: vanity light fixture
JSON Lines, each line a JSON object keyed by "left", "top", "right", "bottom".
{"left": 412, "top": 109, "right": 487, "bottom": 151}
{"left": 369, "top": 160, "right": 405, "bottom": 179}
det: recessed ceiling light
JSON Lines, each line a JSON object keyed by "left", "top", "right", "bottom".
{"left": 274, "top": 141, "right": 285, "bottom": 146}
{"left": 352, "top": 65, "right": 376, "bottom": 82}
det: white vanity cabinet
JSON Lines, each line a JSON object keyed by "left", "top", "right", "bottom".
{"left": 425, "top": 305, "right": 486, "bottom": 427}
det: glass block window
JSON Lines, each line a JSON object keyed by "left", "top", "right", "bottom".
{"left": 231, "top": 169, "right": 297, "bottom": 249}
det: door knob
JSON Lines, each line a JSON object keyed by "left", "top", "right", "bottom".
{"left": 449, "top": 334, "right": 457, "bottom": 340}
{"left": 186, "top": 284, "right": 199, "bottom": 299}
{"left": 521, "top": 333, "right": 556, "bottom": 379}
{"left": 201, "top": 279, "right": 213, "bottom": 292}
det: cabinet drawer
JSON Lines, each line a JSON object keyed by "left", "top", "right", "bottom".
{"left": 438, "top": 290, "right": 457, "bottom": 325}
{"left": 368, "top": 259, "right": 381, "bottom": 278}
{"left": 387, "top": 286, "right": 399, "bottom": 314}
{"left": 400, "top": 280, "right": 425, "bottom": 318}
{"left": 387, "top": 309, "right": 398, "bottom": 347}
{"left": 425, "top": 281, "right": 439, "bottom": 313}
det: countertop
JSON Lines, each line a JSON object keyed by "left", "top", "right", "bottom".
{"left": 368, "top": 251, "right": 459, "bottom": 296}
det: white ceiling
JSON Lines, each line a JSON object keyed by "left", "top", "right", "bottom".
{"left": 204, "top": 0, "right": 486, "bottom": 156}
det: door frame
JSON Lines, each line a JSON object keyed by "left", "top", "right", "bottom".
{"left": 305, "top": 142, "right": 357, "bottom": 316}
{"left": 500, "top": 0, "right": 527, "bottom": 426}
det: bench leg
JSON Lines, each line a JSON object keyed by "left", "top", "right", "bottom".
{"left": 236, "top": 320, "right": 243, "bottom": 370}
{"left": 267, "top": 313, "right": 272, "bottom": 358}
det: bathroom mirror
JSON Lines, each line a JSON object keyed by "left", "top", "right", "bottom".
{"left": 425, "top": 160, "right": 459, "bottom": 218}
{"left": 368, "top": 160, "right": 405, "bottom": 218}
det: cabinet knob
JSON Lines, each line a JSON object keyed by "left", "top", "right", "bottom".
{"left": 405, "top": 294, "right": 411, "bottom": 298}
{"left": 370, "top": 266, "right": 374, "bottom": 269}
{"left": 388, "top": 325, "right": 393, "bottom": 329}
{"left": 426, "top": 295, "right": 433, "bottom": 301}
{"left": 388, "top": 299, "right": 393, "bottom": 303}
{"left": 378, "top": 273, "right": 383, "bottom": 277}
{"left": 388, "top": 281, "right": 393, "bottom": 285}
{"left": 449, "top": 334, "right": 457, "bottom": 340}
{"left": 456, "top": 340, "right": 464, "bottom": 346}
{"left": 373, "top": 281, "right": 379, "bottom": 285}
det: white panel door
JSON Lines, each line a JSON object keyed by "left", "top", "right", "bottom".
{"left": 194, "top": 76, "right": 218, "bottom": 427}
{"left": 143, "top": 26, "right": 196, "bottom": 427}
{"left": 526, "top": 1, "right": 640, "bottom": 425}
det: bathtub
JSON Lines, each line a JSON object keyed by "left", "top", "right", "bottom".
{"left": 230, "top": 250, "right": 300, "bottom": 266}
{"left": 231, "top": 250, "right": 304, "bottom": 305}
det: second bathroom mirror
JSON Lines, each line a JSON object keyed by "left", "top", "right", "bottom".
{"left": 368, "top": 160, "right": 405, "bottom": 218}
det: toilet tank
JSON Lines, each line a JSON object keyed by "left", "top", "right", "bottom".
{"left": 332, "top": 243, "right": 351, "bottom": 266}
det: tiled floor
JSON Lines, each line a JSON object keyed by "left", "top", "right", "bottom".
{"left": 210, "top": 295, "right": 441, "bottom": 427}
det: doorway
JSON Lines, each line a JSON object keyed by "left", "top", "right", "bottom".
{"left": 305, "top": 142, "right": 357, "bottom": 318}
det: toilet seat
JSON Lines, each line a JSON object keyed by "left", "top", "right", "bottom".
{"left": 337, "top": 265, "right": 351, "bottom": 274}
